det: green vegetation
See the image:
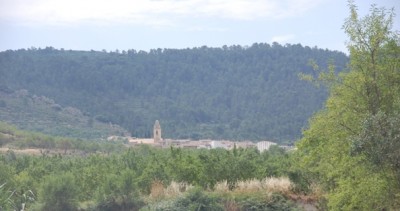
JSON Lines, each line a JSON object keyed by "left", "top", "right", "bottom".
{"left": 296, "top": 1, "right": 400, "bottom": 210}
{"left": 0, "top": 88, "right": 128, "bottom": 139}
{"left": 0, "top": 139, "right": 302, "bottom": 210}
{"left": 1, "top": 1, "right": 399, "bottom": 210}
{"left": 0, "top": 121, "right": 126, "bottom": 154}
{"left": 38, "top": 173, "right": 78, "bottom": 211}
{"left": 0, "top": 121, "right": 302, "bottom": 210}
{"left": 0, "top": 43, "right": 348, "bottom": 143}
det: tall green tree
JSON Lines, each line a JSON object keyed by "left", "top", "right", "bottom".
{"left": 297, "top": 1, "right": 400, "bottom": 210}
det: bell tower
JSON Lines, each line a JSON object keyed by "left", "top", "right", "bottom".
{"left": 153, "top": 120, "right": 162, "bottom": 143}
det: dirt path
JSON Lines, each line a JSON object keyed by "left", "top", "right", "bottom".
{"left": 0, "top": 147, "right": 42, "bottom": 155}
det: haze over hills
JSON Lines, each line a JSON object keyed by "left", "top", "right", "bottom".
{"left": 0, "top": 43, "right": 348, "bottom": 143}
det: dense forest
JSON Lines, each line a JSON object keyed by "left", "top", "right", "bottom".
{"left": 0, "top": 43, "right": 348, "bottom": 143}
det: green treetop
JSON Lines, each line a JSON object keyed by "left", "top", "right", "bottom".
{"left": 296, "top": 1, "right": 400, "bottom": 210}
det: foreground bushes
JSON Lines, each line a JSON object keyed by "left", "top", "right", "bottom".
{"left": 37, "top": 173, "right": 78, "bottom": 211}
{"left": 142, "top": 186, "right": 299, "bottom": 211}
{"left": 0, "top": 145, "right": 303, "bottom": 210}
{"left": 141, "top": 177, "right": 299, "bottom": 211}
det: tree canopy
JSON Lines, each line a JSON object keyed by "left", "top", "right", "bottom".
{"left": 0, "top": 43, "right": 348, "bottom": 143}
{"left": 296, "top": 1, "right": 400, "bottom": 209}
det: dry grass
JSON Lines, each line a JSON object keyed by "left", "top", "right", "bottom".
{"left": 236, "top": 179, "right": 263, "bottom": 193}
{"left": 148, "top": 180, "right": 193, "bottom": 201}
{"left": 214, "top": 177, "right": 293, "bottom": 196}
{"left": 214, "top": 180, "right": 229, "bottom": 193}
{"left": 223, "top": 200, "right": 241, "bottom": 211}
{"left": 150, "top": 180, "right": 164, "bottom": 200}
{"left": 164, "top": 181, "right": 193, "bottom": 197}
{"left": 263, "top": 177, "right": 292, "bottom": 195}
{"left": 309, "top": 182, "right": 323, "bottom": 198}
{"left": 147, "top": 177, "right": 293, "bottom": 203}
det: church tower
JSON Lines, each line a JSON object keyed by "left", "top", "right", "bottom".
{"left": 153, "top": 120, "right": 162, "bottom": 143}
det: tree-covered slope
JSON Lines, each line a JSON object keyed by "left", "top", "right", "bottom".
{"left": 0, "top": 88, "right": 128, "bottom": 139}
{"left": 0, "top": 43, "right": 348, "bottom": 143}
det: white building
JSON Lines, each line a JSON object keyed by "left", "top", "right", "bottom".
{"left": 256, "top": 141, "right": 277, "bottom": 152}
{"left": 210, "top": 141, "right": 232, "bottom": 150}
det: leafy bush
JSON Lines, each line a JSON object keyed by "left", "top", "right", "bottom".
{"left": 174, "top": 188, "right": 223, "bottom": 211}
{"left": 38, "top": 173, "right": 78, "bottom": 211}
{"left": 142, "top": 188, "right": 223, "bottom": 211}
{"left": 95, "top": 171, "right": 144, "bottom": 211}
{"left": 238, "top": 193, "right": 298, "bottom": 211}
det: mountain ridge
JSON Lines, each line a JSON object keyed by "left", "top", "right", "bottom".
{"left": 0, "top": 43, "right": 349, "bottom": 143}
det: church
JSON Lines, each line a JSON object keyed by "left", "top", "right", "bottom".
{"left": 153, "top": 120, "right": 162, "bottom": 143}
{"left": 124, "top": 120, "right": 164, "bottom": 146}
{"left": 111, "top": 120, "right": 280, "bottom": 151}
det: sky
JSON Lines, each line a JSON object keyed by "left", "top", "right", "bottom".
{"left": 0, "top": 0, "right": 399, "bottom": 53}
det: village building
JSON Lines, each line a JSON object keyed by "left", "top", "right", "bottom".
{"left": 235, "top": 141, "right": 256, "bottom": 149}
{"left": 124, "top": 120, "right": 163, "bottom": 146}
{"left": 109, "top": 120, "right": 281, "bottom": 151}
{"left": 256, "top": 141, "right": 277, "bottom": 152}
{"left": 211, "top": 140, "right": 233, "bottom": 150}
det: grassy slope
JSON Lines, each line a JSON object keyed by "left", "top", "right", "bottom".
{"left": 0, "top": 89, "right": 129, "bottom": 140}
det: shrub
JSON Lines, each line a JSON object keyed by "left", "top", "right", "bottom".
{"left": 239, "top": 193, "right": 298, "bottom": 211}
{"left": 38, "top": 173, "right": 78, "bottom": 211}
{"left": 95, "top": 171, "right": 144, "bottom": 211}
{"left": 143, "top": 188, "right": 223, "bottom": 211}
{"left": 173, "top": 188, "right": 223, "bottom": 211}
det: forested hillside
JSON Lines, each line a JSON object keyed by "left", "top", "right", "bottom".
{"left": 0, "top": 43, "right": 348, "bottom": 143}
{"left": 0, "top": 89, "right": 128, "bottom": 139}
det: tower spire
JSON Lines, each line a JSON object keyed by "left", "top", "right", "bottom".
{"left": 153, "top": 120, "right": 162, "bottom": 143}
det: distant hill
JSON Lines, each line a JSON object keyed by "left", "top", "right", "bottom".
{"left": 0, "top": 44, "right": 348, "bottom": 143}
{"left": 0, "top": 88, "right": 128, "bottom": 139}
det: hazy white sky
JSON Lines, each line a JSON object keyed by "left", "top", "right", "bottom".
{"left": 0, "top": 0, "right": 399, "bottom": 53}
